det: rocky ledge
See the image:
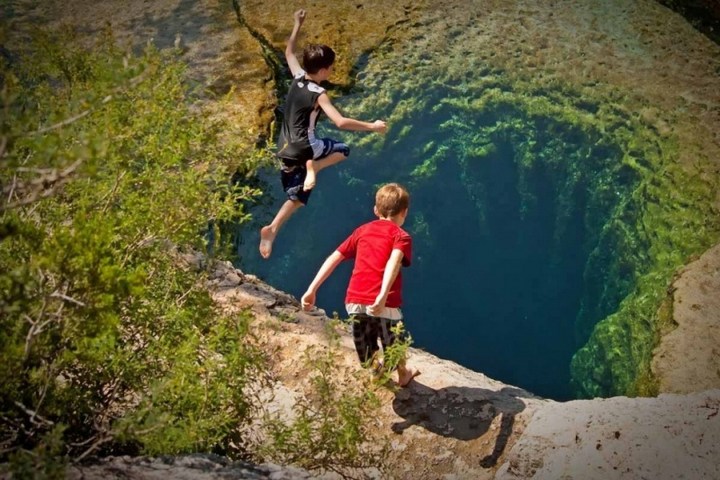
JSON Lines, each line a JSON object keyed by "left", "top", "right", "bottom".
{"left": 7, "top": 0, "right": 720, "bottom": 477}
{"left": 68, "top": 454, "right": 313, "bottom": 480}
{"left": 70, "top": 258, "right": 720, "bottom": 479}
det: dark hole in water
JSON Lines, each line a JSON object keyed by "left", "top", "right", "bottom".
{"left": 238, "top": 91, "right": 639, "bottom": 401}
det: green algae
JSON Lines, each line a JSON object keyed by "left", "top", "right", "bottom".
{"left": 338, "top": 60, "right": 720, "bottom": 398}
{"left": 236, "top": 0, "right": 720, "bottom": 397}
{"left": 571, "top": 149, "right": 719, "bottom": 397}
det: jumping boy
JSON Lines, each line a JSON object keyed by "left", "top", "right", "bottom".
{"left": 301, "top": 183, "right": 420, "bottom": 387}
{"left": 259, "top": 9, "right": 388, "bottom": 259}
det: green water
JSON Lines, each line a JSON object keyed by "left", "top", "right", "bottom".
{"left": 234, "top": 0, "right": 720, "bottom": 400}
{"left": 239, "top": 84, "right": 647, "bottom": 400}
{"left": 239, "top": 71, "right": 719, "bottom": 399}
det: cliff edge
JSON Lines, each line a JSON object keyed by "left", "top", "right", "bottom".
{"left": 7, "top": 0, "right": 720, "bottom": 477}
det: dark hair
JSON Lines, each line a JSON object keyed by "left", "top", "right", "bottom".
{"left": 302, "top": 44, "right": 336, "bottom": 74}
{"left": 375, "top": 183, "right": 410, "bottom": 217}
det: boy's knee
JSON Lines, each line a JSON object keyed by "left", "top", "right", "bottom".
{"left": 332, "top": 147, "right": 350, "bottom": 164}
{"left": 328, "top": 142, "right": 349, "bottom": 159}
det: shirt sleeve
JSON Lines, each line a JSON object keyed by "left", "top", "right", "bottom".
{"left": 394, "top": 231, "right": 412, "bottom": 267}
{"left": 336, "top": 230, "right": 357, "bottom": 259}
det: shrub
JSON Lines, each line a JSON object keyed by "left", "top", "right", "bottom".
{"left": 258, "top": 342, "right": 386, "bottom": 478}
{"left": 1, "top": 26, "right": 386, "bottom": 478}
{"left": 0, "top": 27, "right": 267, "bottom": 468}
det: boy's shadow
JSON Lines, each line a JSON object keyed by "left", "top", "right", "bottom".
{"left": 391, "top": 381, "right": 528, "bottom": 468}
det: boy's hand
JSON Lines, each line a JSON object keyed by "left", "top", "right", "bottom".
{"left": 368, "top": 294, "right": 387, "bottom": 316}
{"left": 372, "top": 120, "right": 387, "bottom": 134}
{"left": 301, "top": 290, "right": 315, "bottom": 311}
{"left": 294, "top": 9, "right": 306, "bottom": 25}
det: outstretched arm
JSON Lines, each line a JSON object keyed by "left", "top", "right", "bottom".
{"left": 285, "top": 9, "right": 306, "bottom": 77}
{"left": 301, "top": 250, "right": 345, "bottom": 310}
{"left": 367, "top": 249, "right": 404, "bottom": 316}
{"left": 317, "top": 93, "right": 387, "bottom": 133}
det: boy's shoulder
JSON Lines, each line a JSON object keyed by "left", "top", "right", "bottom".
{"left": 356, "top": 219, "right": 411, "bottom": 238}
{"left": 291, "top": 70, "right": 325, "bottom": 94}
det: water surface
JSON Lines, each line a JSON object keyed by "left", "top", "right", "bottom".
{"left": 239, "top": 84, "right": 638, "bottom": 400}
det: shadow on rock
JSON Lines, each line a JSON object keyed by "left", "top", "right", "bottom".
{"left": 391, "top": 382, "right": 528, "bottom": 467}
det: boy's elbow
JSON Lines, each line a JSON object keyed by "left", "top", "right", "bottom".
{"left": 334, "top": 118, "right": 351, "bottom": 129}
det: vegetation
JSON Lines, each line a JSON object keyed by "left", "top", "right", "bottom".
{"left": 259, "top": 343, "right": 386, "bottom": 477}
{"left": 258, "top": 318, "right": 412, "bottom": 477}
{"left": 0, "top": 26, "right": 263, "bottom": 469}
{"left": 0, "top": 28, "right": 384, "bottom": 478}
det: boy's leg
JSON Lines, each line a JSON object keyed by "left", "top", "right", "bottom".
{"left": 380, "top": 318, "right": 420, "bottom": 387}
{"left": 260, "top": 165, "right": 311, "bottom": 259}
{"left": 397, "top": 361, "right": 421, "bottom": 388}
{"left": 302, "top": 151, "right": 346, "bottom": 191}
{"left": 303, "top": 159, "right": 317, "bottom": 191}
{"left": 312, "top": 151, "right": 348, "bottom": 173}
{"left": 303, "top": 139, "right": 349, "bottom": 191}
{"left": 351, "top": 314, "right": 380, "bottom": 365}
{"left": 259, "top": 199, "right": 303, "bottom": 259}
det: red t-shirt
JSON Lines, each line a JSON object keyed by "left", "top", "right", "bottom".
{"left": 336, "top": 219, "right": 412, "bottom": 308}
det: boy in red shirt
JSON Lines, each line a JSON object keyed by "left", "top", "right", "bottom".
{"left": 301, "top": 183, "right": 420, "bottom": 387}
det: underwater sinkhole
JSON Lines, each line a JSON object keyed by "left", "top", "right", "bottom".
{"left": 240, "top": 86, "right": 645, "bottom": 401}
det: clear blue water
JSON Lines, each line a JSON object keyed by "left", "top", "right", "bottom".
{"left": 237, "top": 88, "right": 636, "bottom": 401}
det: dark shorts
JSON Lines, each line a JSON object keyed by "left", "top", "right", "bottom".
{"left": 278, "top": 138, "right": 350, "bottom": 205}
{"left": 350, "top": 314, "right": 408, "bottom": 364}
{"left": 280, "top": 165, "right": 311, "bottom": 205}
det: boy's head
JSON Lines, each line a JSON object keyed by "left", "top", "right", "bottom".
{"left": 375, "top": 183, "right": 410, "bottom": 220}
{"left": 302, "top": 44, "right": 336, "bottom": 75}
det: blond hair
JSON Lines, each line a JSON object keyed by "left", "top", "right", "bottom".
{"left": 375, "top": 183, "right": 410, "bottom": 217}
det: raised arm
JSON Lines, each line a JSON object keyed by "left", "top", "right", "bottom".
{"left": 367, "top": 249, "right": 404, "bottom": 316}
{"left": 285, "top": 9, "right": 306, "bottom": 77}
{"left": 301, "top": 250, "right": 345, "bottom": 310}
{"left": 317, "top": 93, "right": 387, "bottom": 133}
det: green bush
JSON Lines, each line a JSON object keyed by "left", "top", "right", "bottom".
{"left": 0, "top": 28, "right": 268, "bottom": 468}
{"left": 1, "top": 26, "right": 387, "bottom": 479}
{"left": 258, "top": 342, "right": 386, "bottom": 477}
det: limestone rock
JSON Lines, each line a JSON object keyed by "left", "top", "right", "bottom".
{"left": 68, "top": 454, "right": 313, "bottom": 479}
{"left": 497, "top": 390, "right": 720, "bottom": 480}
{"left": 653, "top": 243, "right": 720, "bottom": 393}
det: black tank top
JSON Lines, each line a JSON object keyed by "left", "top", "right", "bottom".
{"left": 277, "top": 71, "right": 325, "bottom": 164}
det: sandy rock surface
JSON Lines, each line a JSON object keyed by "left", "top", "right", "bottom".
{"left": 653, "top": 243, "right": 720, "bottom": 393}
{"left": 208, "top": 260, "right": 720, "bottom": 479}
{"left": 68, "top": 454, "right": 313, "bottom": 480}
{"left": 497, "top": 390, "right": 720, "bottom": 480}
{"left": 208, "top": 258, "right": 547, "bottom": 479}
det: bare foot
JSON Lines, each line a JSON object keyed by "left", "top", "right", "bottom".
{"left": 303, "top": 169, "right": 316, "bottom": 191}
{"left": 259, "top": 226, "right": 276, "bottom": 259}
{"left": 398, "top": 367, "right": 421, "bottom": 387}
